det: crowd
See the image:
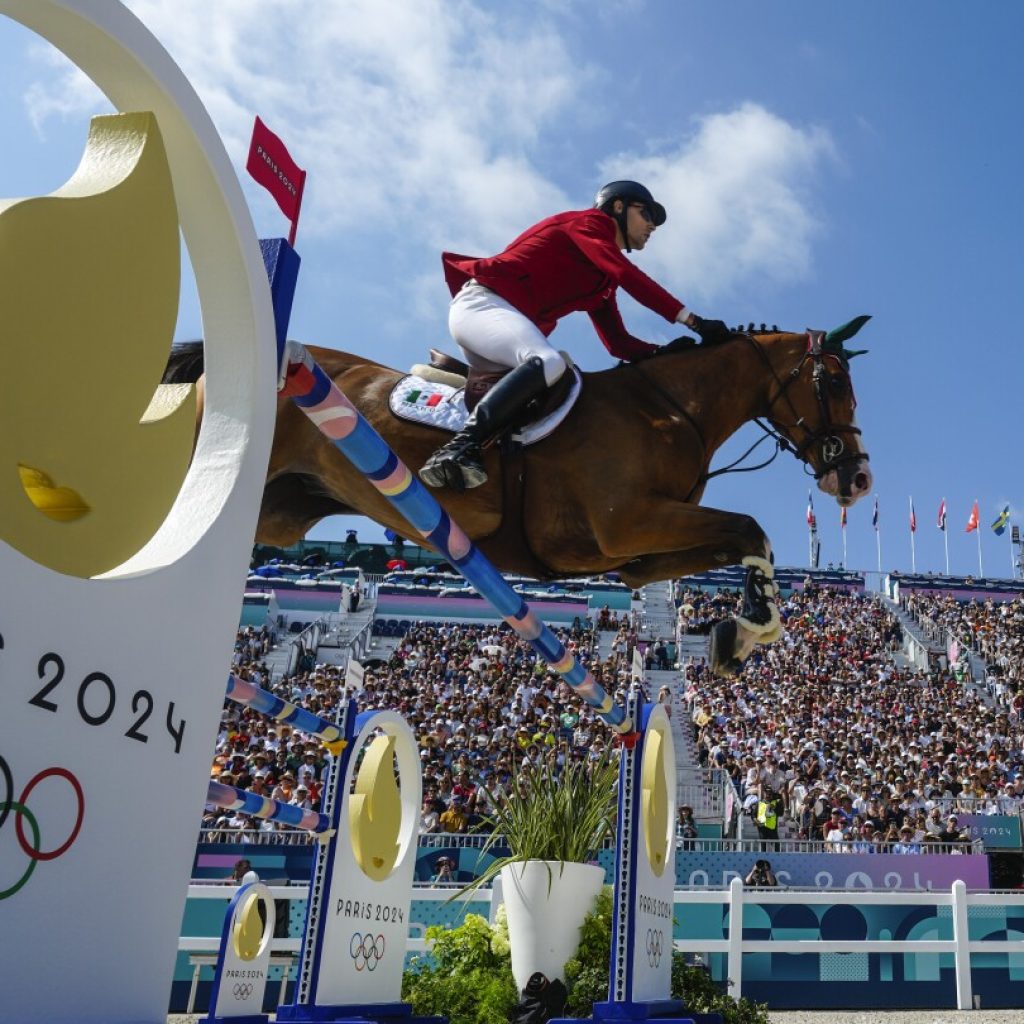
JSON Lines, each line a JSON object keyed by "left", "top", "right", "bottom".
{"left": 203, "top": 574, "right": 1023, "bottom": 863}
{"left": 685, "top": 584, "right": 1024, "bottom": 849}
{"left": 904, "top": 590, "right": 1024, "bottom": 686}
{"left": 204, "top": 612, "right": 644, "bottom": 845}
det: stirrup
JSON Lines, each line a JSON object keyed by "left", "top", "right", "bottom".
{"left": 419, "top": 441, "right": 486, "bottom": 491}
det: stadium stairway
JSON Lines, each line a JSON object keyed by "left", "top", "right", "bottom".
{"left": 639, "top": 581, "right": 730, "bottom": 834}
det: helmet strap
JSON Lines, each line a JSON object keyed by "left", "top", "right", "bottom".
{"left": 613, "top": 201, "right": 631, "bottom": 253}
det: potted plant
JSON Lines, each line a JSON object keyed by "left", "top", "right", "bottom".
{"left": 459, "top": 747, "right": 620, "bottom": 992}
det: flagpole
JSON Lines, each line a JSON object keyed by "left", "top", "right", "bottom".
{"left": 1010, "top": 525, "right": 1015, "bottom": 578}
{"left": 875, "top": 527, "right": 881, "bottom": 576}
{"left": 976, "top": 524, "right": 984, "bottom": 578}
{"left": 942, "top": 497, "right": 950, "bottom": 576}
{"left": 842, "top": 522, "right": 847, "bottom": 568}
{"left": 909, "top": 496, "right": 916, "bottom": 573}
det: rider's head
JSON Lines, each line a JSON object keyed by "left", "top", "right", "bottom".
{"left": 594, "top": 180, "right": 666, "bottom": 253}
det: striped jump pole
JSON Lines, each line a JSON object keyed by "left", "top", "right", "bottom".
{"left": 279, "top": 343, "right": 635, "bottom": 739}
{"left": 226, "top": 673, "right": 346, "bottom": 751}
{"left": 206, "top": 779, "right": 331, "bottom": 835}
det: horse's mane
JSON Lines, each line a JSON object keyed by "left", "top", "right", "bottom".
{"left": 162, "top": 340, "right": 204, "bottom": 383}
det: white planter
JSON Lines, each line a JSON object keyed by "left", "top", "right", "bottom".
{"left": 500, "top": 860, "right": 605, "bottom": 991}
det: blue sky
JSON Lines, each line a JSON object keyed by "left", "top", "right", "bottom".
{"left": 2, "top": 1, "right": 1021, "bottom": 581}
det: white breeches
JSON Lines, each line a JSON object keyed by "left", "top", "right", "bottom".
{"left": 449, "top": 281, "right": 566, "bottom": 387}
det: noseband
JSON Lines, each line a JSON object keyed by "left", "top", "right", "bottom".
{"left": 754, "top": 330, "right": 869, "bottom": 481}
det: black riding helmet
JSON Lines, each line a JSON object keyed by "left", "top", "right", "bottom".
{"left": 593, "top": 180, "right": 666, "bottom": 252}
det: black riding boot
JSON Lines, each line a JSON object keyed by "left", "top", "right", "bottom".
{"left": 419, "top": 356, "right": 550, "bottom": 491}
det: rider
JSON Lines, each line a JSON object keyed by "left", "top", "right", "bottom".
{"left": 418, "top": 180, "right": 730, "bottom": 491}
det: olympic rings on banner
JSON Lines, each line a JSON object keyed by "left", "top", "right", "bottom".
{"left": 232, "top": 982, "right": 254, "bottom": 1000}
{"left": 349, "top": 932, "right": 385, "bottom": 971}
{"left": 646, "top": 928, "right": 663, "bottom": 968}
{"left": 0, "top": 755, "right": 12, "bottom": 832}
{"left": 0, "top": 758, "right": 84, "bottom": 900}
{"left": 16, "top": 767, "right": 85, "bottom": 860}
{"left": 0, "top": 802, "right": 40, "bottom": 900}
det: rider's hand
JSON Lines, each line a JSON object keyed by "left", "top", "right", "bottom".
{"left": 629, "top": 348, "right": 659, "bottom": 364}
{"left": 688, "top": 314, "right": 731, "bottom": 345}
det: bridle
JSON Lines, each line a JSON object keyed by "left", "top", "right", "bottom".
{"left": 635, "top": 330, "right": 869, "bottom": 499}
{"left": 750, "top": 329, "right": 869, "bottom": 481}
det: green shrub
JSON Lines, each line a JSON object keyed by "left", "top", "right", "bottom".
{"left": 401, "top": 912, "right": 518, "bottom": 1024}
{"left": 402, "top": 891, "right": 769, "bottom": 1024}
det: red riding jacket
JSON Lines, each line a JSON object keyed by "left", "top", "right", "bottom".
{"left": 442, "top": 209, "right": 685, "bottom": 362}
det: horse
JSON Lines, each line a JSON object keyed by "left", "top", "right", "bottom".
{"left": 165, "top": 316, "right": 872, "bottom": 676}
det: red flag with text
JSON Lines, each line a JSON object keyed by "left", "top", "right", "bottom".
{"left": 246, "top": 116, "right": 306, "bottom": 243}
{"left": 965, "top": 500, "right": 980, "bottom": 533}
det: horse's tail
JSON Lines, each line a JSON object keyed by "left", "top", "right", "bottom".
{"left": 162, "top": 340, "right": 204, "bottom": 383}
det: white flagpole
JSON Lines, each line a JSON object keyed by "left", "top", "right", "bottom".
{"left": 1009, "top": 524, "right": 1015, "bottom": 578}
{"left": 909, "top": 496, "right": 917, "bottom": 573}
{"left": 875, "top": 527, "right": 881, "bottom": 576}
{"left": 942, "top": 498, "right": 950, "bottom": 576}
{"left": 976, "top": 524, "right": 984, "bottom": 578}
{"left": 842, "top": 520, "right": 847, "bottom": 568}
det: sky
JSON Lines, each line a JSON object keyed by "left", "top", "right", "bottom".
{"left": 1, "top": 1, "right": 1021, "bottom": 583}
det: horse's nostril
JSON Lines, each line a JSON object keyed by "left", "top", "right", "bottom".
{"left": 854, "top": 472, "right": 869, "bottom": 491}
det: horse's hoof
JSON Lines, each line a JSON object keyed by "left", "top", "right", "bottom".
{"left": 709, "top": 620, "right": 742, "bottom": 677}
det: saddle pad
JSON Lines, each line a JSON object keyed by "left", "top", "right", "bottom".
{"left": 388, "top": 365, "right": 581, "bottom": 446}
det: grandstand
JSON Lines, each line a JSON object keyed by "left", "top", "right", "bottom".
{"left": 177, "top": 552, "right": 1023, "bottom": 1011}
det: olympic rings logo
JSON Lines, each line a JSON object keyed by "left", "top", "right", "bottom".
{"left": 646, "top": 928, "right": 663, "bottom": 968}
{"left": 349, "top": 932, "right": 385, "bottom": 971}
{"left": 232, "top": 982, "right": 254, "bottom": 1000}
{"left": 0, "top": 755, "right": 84, "bottom": 900}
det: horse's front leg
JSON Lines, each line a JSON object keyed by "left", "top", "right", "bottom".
{"left": 591, "top": 501, "right": 780, "bottom": 677}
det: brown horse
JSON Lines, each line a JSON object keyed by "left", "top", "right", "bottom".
{"left": 167, "top": 318, "right": 872, "bottom": 674}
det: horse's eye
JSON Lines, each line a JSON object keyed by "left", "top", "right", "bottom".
{"left": 828, "top": 375, "right": 849, "bottom": 397}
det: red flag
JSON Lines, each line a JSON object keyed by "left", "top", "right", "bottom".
{"left": 246, "top": 116, "right": 307, "bottom": 245}
{"left": 965, "top": 501, "right": 980, "bottom": 533}
{"left": 840, "top": 506, "right": 847, "bottom": 529}
{"left": 909, "top": 499, "right": 917, "bottom": 533}
{"left": 937, "top": 499, "right": 946, "bottom": 531}
{"left": 806, "top": 491, "right": 816, "bottom": 528}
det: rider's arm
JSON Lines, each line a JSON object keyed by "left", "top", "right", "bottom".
{"left": 565, "top": 211, "right": 688, "bottom": 323}
{"left": 589, "top": 296, "right": 658, "bottom": 361}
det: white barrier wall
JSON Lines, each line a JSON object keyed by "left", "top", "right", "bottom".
{"left": 0, "top": 3, "right": 276, "bottom": 1022}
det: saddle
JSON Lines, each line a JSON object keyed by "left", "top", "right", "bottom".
{"left": 392, "top": 349, "right": 580, "bottom": 446}
{"left": 418, "top": 348, "right": 574, "bottom": 418}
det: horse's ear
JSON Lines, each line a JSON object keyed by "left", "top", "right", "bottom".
{"left": 825, "top": 315, "right": 871, "bottom": 345}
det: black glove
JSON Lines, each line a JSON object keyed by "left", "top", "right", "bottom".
{"left": 627, "top": 346, "right": 660, "bottom": 364}
{"left": 689, "top": 315, "right": 731, "bottom": 345}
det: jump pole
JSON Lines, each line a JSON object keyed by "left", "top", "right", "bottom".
{"left": 277, "top": 333, "right": 636, "bottom": 739}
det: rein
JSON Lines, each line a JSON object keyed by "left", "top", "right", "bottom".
{"left": 635, "top": 331, "right": 868, "bottom": 501}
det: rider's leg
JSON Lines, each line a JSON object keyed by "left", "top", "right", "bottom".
{"left": 419, "top": 283, "right": 564, "bottom": 491}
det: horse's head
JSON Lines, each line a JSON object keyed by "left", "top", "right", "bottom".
{"left": 764, "top": 316, "right": 872, "bottom": 507}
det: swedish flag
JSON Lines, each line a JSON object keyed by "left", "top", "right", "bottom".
{"left": 991, "top": 505, "right": 1010, "bottom": 536}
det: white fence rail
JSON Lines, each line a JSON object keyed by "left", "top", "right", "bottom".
{"left": 181, "top": 881, "right": 1024, "bottom": 1011}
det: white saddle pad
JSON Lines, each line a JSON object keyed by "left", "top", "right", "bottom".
{"left": 388, "top": 365, "right": 581, "bottom": 445}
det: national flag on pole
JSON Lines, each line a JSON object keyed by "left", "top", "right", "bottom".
{"left": 246, "top": 116, "right": 307, "bottom": 245}
{"left": 872, "top": 496, "right": 879, "bottom": 530}
{"left": 965, "top": 501, "right": 980, "bottom": 533}
{"left": 840, "top": 506, "right": 847, "bottom": 529}
{"left": 806, "top": 491, "right": 816, "bottom": 529}
{"left": 937, "top": 499, "right": 946, "bottom": 531}
{"left": 909, "top": 499, "right": 917, "bottom": 533}
{"left": 991, "top": 504, "right": 1011, "bottom": 536}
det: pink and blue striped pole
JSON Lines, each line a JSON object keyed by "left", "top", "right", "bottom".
{"left": 225, "top": 674, "right": 345, "bottom": 747}
{"left": 280, "top": 344, "right": 634, "bottom": 738}
{"left": 206, "top": 780, "right": 330, "bottom": 834}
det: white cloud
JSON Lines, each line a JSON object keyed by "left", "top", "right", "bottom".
{"left": 20, "top": 5, "right": 834, "bottom": 313}
{"left": 601, "top": 103, "right": 835, "bottom": 303}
